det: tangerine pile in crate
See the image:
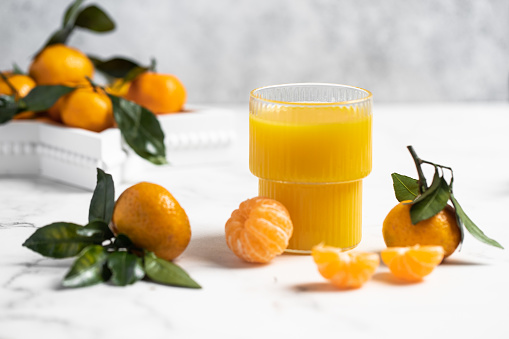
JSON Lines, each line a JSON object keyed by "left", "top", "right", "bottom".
{"left": 0, "top": 1, "right": 236, "bottom": 189}
{"left": 25, "top": 43, "right": 186, "bottom": 132}
{"left": 0, "top": 0, "right": 188, "bottom": 167}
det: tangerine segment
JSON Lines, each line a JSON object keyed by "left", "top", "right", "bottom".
{"left": 381, "top": 245, "right": 445, "bottom": 282}
{"left": 225, "top": 197, "right": 293, "bottom": 263}
{"left": 312, "top": 244, "right": 379, "bottom": 289}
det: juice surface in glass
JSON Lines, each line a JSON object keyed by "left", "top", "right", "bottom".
{"left": 249, "top": 84, "right": 372, "bottom": 252}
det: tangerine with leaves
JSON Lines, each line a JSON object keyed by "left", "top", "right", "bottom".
{"left": 60, "top": 87, "right": 114, "bottom": 132}
{"left": 312, "top": 244, "right": 379, "bottom": 289}
{"left": 225, "top": 197, "right": 293, "bottom": 263}
{"left": 125, "top": 72, "right": 186, "bottom": 114}
{"left": 111, "top": 182, "right": 191, "bottom": 261}
{"left": 387, "top": 146, "right": 503, "bottom": 256}
{"left": 383, "top": 201, "right": 461, "bottom": 258}
{"left": 29, "top": 44, "right": 94, "bottom": 86}
{"left": 381, "top": 245, "right": 444, "bottom": 282}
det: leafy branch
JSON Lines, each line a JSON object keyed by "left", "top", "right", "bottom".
{"left": 22, "top": 168, "right": 199, "bottom": 288}
{"left": 0, "top": 85, "right": 75, "bottom": 123}
{"left": 36, "top": 0, "right": 115, "bottom": 55}
{"left": 88, "top": 56, "right": 153, "bottom": 84}
{"left": 2, "top": 0, "right": 166, "bottom": 165}
{"left": 391, "top": 146, "right": 503, "bottom": 249}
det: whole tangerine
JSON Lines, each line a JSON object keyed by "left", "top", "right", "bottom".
{"left": 29, "top": 44, "right": 94, "bottom": 86}
{"left": 111, "top": 182, "right": 191, "bottom": 261}
{"left": 0, "top": 73, "right": 36, "bottom": 99}
{"left": 382, "top": 201, "right": 461, "bottom": 258}
{"left": 60, "top": 87, "right": 114, "bottom": 132}
{"left": 1, "top": 72, "right": 37, "bottom": 120}
{"left": 125, "top": 72, "right": 186, "bottom": 114}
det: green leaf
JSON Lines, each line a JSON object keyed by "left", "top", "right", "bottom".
{"left": 410, "top": 170, "right": 450, "bottom": 224}
{"left": 20, "top": 85, "right": 75, "bottom": 112}
{"left": 88, "top": 168, "right": 115, "bottom": 224}
{"left": 0, "top": 95, "right": 21, "bottom": 124}
{"left": 411, "top": 169, "right": 442, "bottom": 204}
{"left": 107, "top": 252, "right": 145, "bottom": 286}
{"left": 38, "top": 0, "right": 95, "bottom": 53}
{"left": 62, "top": 245, "right": 109, "bottom": 288}
{"left": 89, "top": 56, "right": 146, "bottom": 79}
{"left": 109, "top": 95, "right": 167, "bottom": 165}
{"left": 22, "top": 222, "right": 103, "bottom": 258}
{"left": 12, "top": 63, "right": 25, "bottom": 75}
{"left": 123, "top": 66, "right": 149, "bottom": 83}
{"left": 391, "top": 173, "right": 419, "bottom": 202}
{"left": 75, "top": 5, "right": 115, "bottom": 32}
{"left": 149, "top": 58, "right": 157, "bottom": 72}
{"left": 77, "top": 220, "right": 114, "bottom": 241}
{"left": 38, "top": 3, "right": 113, "bottom": 52}
{"left": 450, "top": 195, "right": 504, "bottom": 249}
{"left": 63, "top": 0, "right": 85, "bottom": 27}
{"left": 144, "top": 252, "right": 201, "bottom": 288}
{"left": 42, "top": 26, "right": 74, "bottom": 48}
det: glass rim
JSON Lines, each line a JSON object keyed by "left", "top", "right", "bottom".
{"left": 250, "top": 83, "right": 372, "bottom": 106}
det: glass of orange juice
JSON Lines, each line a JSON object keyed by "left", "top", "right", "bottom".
{"left": 249, "top": 83, "right": 372, "bottom": 253}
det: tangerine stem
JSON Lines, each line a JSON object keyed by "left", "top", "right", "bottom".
{"left": 407, "top": 145, "right": 428, "bottom": 193}
{"left": 85, "top": 76, "right": 99, "bottom": 93}
{"left": 420, "top": 159, "right": 454, "bottom": 188}
{"left": 149, "top": 58, "right": 157, "bottom": 72}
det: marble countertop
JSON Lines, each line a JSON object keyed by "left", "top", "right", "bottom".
{"left": 1, "top": 103, "right": 508, "bottom": 339}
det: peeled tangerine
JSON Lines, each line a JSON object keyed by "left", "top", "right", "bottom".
{"left": 225, "top": 197, "right": 293, "bottom": 263}
{"left": 381, "top": 245, "right": 445, "bottom": 282}
{"left": 312, "top": 244, "right": 380, "bottom": 289}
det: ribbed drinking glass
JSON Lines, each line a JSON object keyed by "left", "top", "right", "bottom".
{"left": 249, "top": 83, "right": 372, "bottom": 253}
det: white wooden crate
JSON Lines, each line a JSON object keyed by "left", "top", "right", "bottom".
{"left": 0, "top": 107, "right": 236, "bottom": 190}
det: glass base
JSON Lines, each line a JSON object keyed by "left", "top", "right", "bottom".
{"left": 259, "top": 179, "right": 363, "bottom": 252}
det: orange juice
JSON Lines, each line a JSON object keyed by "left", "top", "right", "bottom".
{"left": 249, "top": 84, "right": 372, "bottom": 252}
{"left": 258, "top": 179, "right": 363, "bottom": 251}
{"left": 249, "top": 107, "right": 372, "bottom": 183}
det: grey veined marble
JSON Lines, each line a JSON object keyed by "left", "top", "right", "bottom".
{"left": 1, "top": 0, "right": 508, "bottom": 103}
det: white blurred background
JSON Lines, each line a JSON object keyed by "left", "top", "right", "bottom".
{"left": 1, "top": 0, "right": 508, "bottom": 103}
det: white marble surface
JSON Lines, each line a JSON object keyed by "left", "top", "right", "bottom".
{"left": 1, "top": 103, "right": 509, "bottom": 338}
